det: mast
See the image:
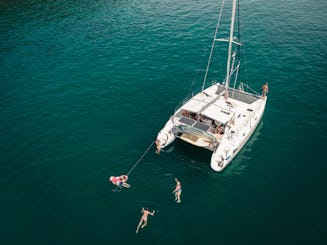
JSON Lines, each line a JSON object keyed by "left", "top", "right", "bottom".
{"left": 224, "top": 0, "right": 237, "bottom": 99}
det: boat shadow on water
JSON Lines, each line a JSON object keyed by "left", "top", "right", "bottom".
{"left": 168, "top": 140, "right": 214, "bottom": 170}
{"left": 219, "top": 120, "right": 264, "bottom": 176}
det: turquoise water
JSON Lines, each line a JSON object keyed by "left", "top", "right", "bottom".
{"left": 1, "top": 0, "right": 326, "bottom": 244}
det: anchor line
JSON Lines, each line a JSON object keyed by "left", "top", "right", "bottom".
{"left": 126, "top": 140, "right": 156, "bottom": 176}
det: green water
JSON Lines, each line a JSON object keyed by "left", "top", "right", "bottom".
{"left": 1, "top": 0, "right": 326, "bottom": 244}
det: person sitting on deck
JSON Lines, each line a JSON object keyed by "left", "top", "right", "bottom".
{"left": 190, "top": 112, "right": 197, "bottom": 120}
{"left": 182, "top": 109, "right": 191, "bottom": 118}
{"left": 215, "top": 124, "right": 225, "bottom": 134}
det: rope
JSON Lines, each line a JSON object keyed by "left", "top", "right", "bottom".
{"left": 126, "top": 140, "right": 155, "bottom": 176}
{"left": 112, "top": 186, "right": 122, "bottom": 192}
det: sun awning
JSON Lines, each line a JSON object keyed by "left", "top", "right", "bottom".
{"left": 201, "top": 104, "right": 233, "bottom": 124}
{"left": 181, "top": 99, "right": 207, "bottom": 113}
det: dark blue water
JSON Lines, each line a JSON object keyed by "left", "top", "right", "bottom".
{"left": 1, "top": 0, "right": 326, "bottom": 244}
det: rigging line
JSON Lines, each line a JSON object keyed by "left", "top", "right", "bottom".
{"left": 237, "top": 0, "right": 248, "bottom": 85}
{"left": 237, "top": 0, "right": 247, "bottom": 84}
{"left": 126, "top": 140, "right": 155, "bottom": 176}
{"left": 202, "top": 0, "right": 226, "bottom": 91}
{"left": 187, "top": 48, "right": 208, "bottom": 96}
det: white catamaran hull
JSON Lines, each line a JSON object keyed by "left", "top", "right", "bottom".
{"left": 156, "top": 83, "right": 266, "bottom": 172}
{"left": 210, "top": 98, "right": 266, "bottom": 171}
{"left": 155, "top": 0, "right": 268, "bottom": 172}
{"left": 156, "top": 116, "right": 176, "bottom": 149}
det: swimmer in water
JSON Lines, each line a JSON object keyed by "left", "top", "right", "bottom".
{"left": 172, "top": 178, "right": 182, "bottom": 203}
{"left": 136, "top": 207, "right": 155, "bottom": 234}
{"left": 109, "top": 175, "right": 130, "bottom": 188}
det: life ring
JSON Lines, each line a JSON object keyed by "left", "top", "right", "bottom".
{"left": 119, "top": 175, "right": 128, "bottom": 182}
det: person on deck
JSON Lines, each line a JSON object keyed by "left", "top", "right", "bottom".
{"left": 262, "top": 82, "right": 269, "bottom": 99}
{"left": 136, "top": 207, "right": 155, "bottom": 234}
{"left": 155, "top": 139, "right": 161, "bottom": 154}
{"left": 109, "top": 175, "right": 130, "bottom": 188}
{"left": 215, "top": 124, "right": 224, "bottom": 134}
{"left": 172, "top": 178, "right": 182, "bottom": 203}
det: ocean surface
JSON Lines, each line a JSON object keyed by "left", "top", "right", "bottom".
{"left": 1, "top": 0, "right": 326, "bottom": 244}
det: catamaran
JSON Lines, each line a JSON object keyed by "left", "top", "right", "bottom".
{"left": 155, "top": 0, "right": 268, "bottom": 171}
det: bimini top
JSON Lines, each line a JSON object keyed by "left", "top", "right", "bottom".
{"left": 201, "top": 99, "right": 234, "bottom": 124}
{"left": 181, "top": 99, "right": 207, "bottom": 113}
{"left": 181, "top": 90, "right": 218, "bottom": 113}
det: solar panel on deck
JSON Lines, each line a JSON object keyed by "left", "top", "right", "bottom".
{"left": 179, "top": 117, "right": 195, "bottom": 126}
{"left": 229, "top": 90, "right": 259, "bottom": 104}
{"left": 215, "top": 85, "right": 259, "bottom": 104}
{"left": 194, "top": 122, "right": 210, "bottom": 131}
